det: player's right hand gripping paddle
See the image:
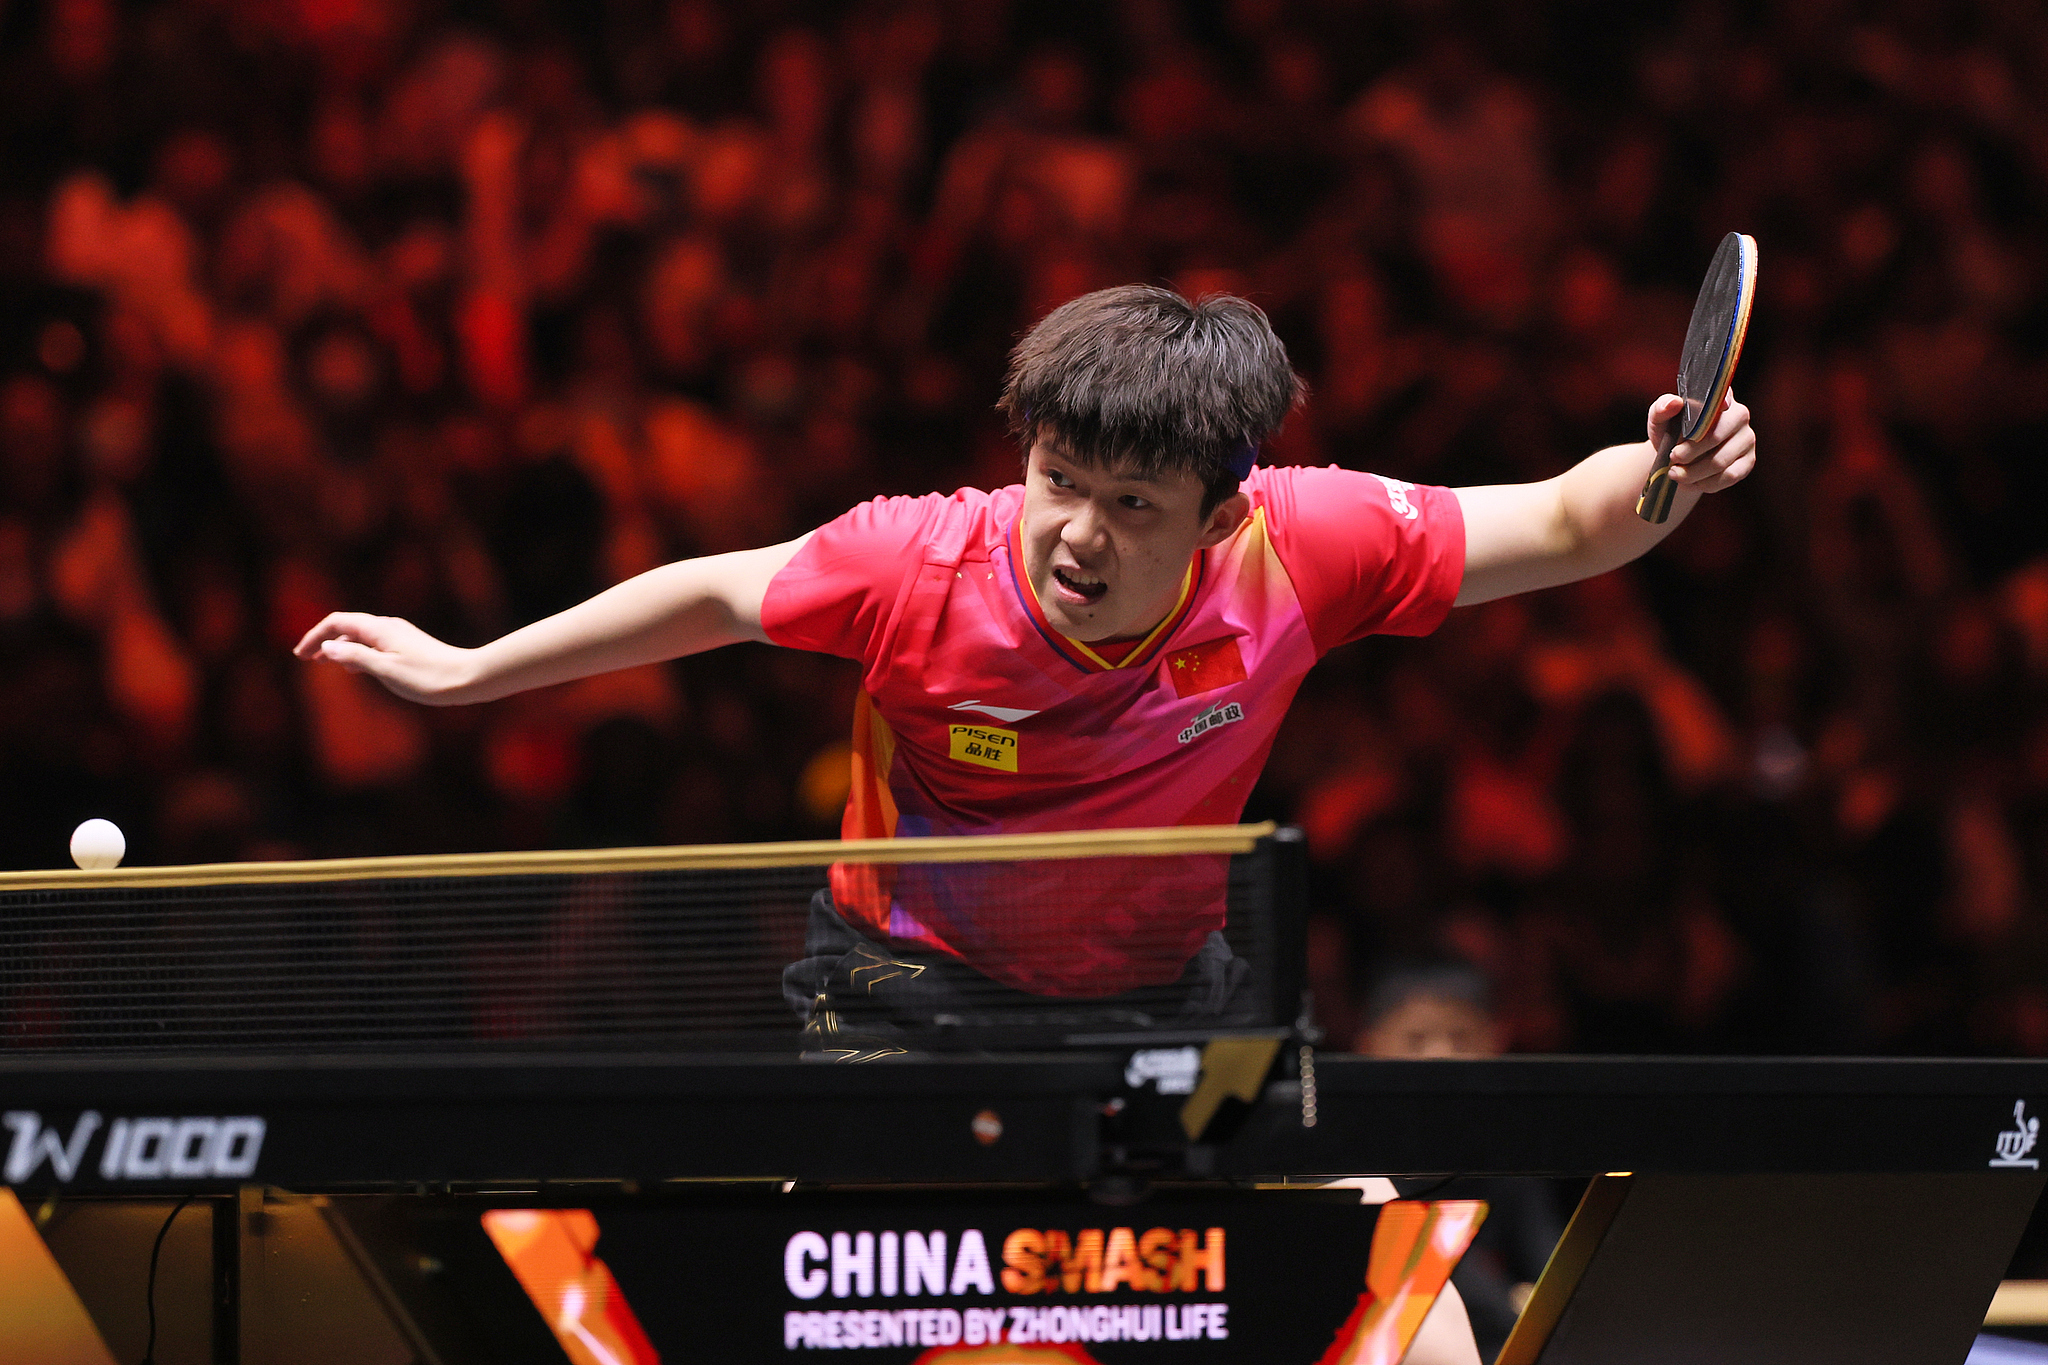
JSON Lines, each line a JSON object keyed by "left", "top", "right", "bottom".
{"left": 1636, "top": 231, "right": 1758, "bottom": 523}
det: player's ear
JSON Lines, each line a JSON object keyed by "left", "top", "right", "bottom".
{"left": 1196, "top": 491, "right": 1251, "bottom": 548}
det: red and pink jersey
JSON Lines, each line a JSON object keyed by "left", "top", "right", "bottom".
{"left": 761, "top": 465, "right": 1464, "bottom": 995}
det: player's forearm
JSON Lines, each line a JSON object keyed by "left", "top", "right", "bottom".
{"left": 460, "top": 551, "right": 777, "bottom": 703}
{"left": 1552, "top": 439, "right": 1698, "bottom": 578}
{"left": 1456, "top": 443, "right": 1695, "bottom": 605}
{"left": 1458, "top": 395, "right": 1753, "bottom": 606}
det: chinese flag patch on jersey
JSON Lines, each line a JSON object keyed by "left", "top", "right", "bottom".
{"left": 1165, "top": 636, "right": 1247, "bottom": 698}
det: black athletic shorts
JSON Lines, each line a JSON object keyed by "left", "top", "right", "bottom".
{"left": 782, "top": 888, "right": 1254, "bottom": 1047}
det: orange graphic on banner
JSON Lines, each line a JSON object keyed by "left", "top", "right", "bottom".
{"left": 483, "top": 1209, "right": 662, "bottom": 1365}
{"left": 1165, "top": 637, "right": 1247, "bottom": 698}
{"left": 1314, "top": 1200, "right": 1488, "bottom": 1365}
{"left": 0, "top": 1190, "right": 119, "bottom": 1365}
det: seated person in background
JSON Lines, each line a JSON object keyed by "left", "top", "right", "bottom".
{"left": 1356, "top": 958, "right": 1568, "bottom": 1363}
{"left": 1356, "top": 957, "right": 1503, "bottom": 1058}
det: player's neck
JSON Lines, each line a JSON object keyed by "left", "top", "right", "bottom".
{"left": 1060, "top": 556, "right": 1199, "bottom": 660}
{"left": 1087, "top": 634, "right": 1146, "bottom": 665}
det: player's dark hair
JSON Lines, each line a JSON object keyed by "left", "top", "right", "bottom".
{"left": 998, "top": 285, "right": 1306, "bottom": 516}
{"left": 1363, "top": 958, "right": 1495, "bottom": 1028}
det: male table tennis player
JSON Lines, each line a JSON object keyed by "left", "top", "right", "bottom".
{"left": 299, "top": 284, "right": 1751, "bottom": 1011}
{"left": 298, "top": 285, "right": 1752, "bottom": 1364}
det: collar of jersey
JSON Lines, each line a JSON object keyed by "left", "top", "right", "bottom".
{"left": 1004, "top": 515, "right": 1205, "bottom": 674}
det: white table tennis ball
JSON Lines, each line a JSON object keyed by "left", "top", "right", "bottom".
{"left": 70, "top": 818, "right": 125, "bottom": 870}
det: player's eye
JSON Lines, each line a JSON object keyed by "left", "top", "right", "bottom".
{"left": 1118, "top": 495, "right": 1152, "bottom": 510}
{"left": 1047, "top": 469, "right": 1074, "bottom": 489}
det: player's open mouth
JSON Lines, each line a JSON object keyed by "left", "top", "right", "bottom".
{"left": 1052, "top": 567, "right": 1109, "bottom": 604}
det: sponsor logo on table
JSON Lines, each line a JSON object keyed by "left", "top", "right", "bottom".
{"left": 1992, "top": 1099, "right": 2041, "bottom": 1169}
{"left": 1125, "top": 1047, "right": 1201, "bottom": 1095}
{"left": 2, "top": 1110, "right": 265, "bottom": 1183}
{"left": 781, "top": 1225, "right": 1228, "bottom": 1351}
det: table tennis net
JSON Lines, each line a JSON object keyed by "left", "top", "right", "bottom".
{"left": 0, "top": 829, "right": 1300, "bottom": 1055}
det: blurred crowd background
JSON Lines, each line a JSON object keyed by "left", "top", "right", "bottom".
{"left": 3, "top": 0, "right": 2047, "bottom": 1057}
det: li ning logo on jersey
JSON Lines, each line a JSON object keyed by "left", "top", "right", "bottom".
{"left": 948, "top": 700, "right": 1042, "bottom": 724}
{"left": 1177, "top": 703, "right": 1245, "bottom": 746}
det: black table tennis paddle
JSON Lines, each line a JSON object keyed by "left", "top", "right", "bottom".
{"left": 1636, "top": 231, "right": 1758, "bottom": 524}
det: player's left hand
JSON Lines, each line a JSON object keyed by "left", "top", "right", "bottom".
{"left": 1650, "top": 390, "right": 1756, "bottom": 493}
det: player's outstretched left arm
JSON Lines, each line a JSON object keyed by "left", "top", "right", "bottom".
{"left": 293, "top": 536, "right": 809, "bottom": 705}
{"left": 1453, "top": 392, "right": 1754, "bottom": 606}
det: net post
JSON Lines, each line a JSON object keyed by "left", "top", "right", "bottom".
{"left": 213, "top": 1188, "right": 252, "bottom": 1363}
{"left": 1265, "top": 825, "right": 1310, "bottom": 1033}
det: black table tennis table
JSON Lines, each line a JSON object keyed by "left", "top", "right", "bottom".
{"left": 3, "top": 1047, "right": 2045, "bottom": 1364}
{"left": 2, "top": 1049, "right": 2045, "bottom": 1189}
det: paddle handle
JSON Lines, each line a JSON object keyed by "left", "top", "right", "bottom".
{"left": 1635, "top": 424, "right": 1681, "bottom": 524}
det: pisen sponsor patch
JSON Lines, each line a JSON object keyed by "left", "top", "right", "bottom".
{"left": 949, "top": 724, "right": 1018, "bottom": 772}
{"left": 1177, "top": 703, "right": 1244, "bottom": 745}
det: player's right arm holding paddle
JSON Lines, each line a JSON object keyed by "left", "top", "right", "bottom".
{"left": 1453, "top": 386, "right": 1754, "bottom": 606}
{"left": 1459, "top": 230, "right": 1759, "bottom": 603}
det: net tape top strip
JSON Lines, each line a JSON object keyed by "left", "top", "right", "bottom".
{"left": 0, "top": 823, "right": 1275, "bottom": 891}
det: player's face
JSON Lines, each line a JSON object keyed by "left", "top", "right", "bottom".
{"left": 1019, "top": 441, "right": 1249, "bottom": 642}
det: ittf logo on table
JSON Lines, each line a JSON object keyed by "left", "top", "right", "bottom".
{"left": 1992, "top": 1099, "right": 2041, "bottom": 1169}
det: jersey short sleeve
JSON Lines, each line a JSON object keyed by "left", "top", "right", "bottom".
{"left": 759, "top": 493, "right": 946, "bottom": 667}
{"left": 1252, "top": 464, "right": 1466, "bottom": 654}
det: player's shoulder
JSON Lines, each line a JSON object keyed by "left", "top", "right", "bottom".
{"left": 820, "top": 483, "right": 1003, "bottom": 530}
{"left": 937, "top": 483, "right": 1022, "bottom": 562}
{"left": 815, "top": 483, "right": 1020, "bottom": 563}
{"left": 1243, "top": 463, "right": 1425, "bottom": 519}
{"left": 1240, "top": 464, "right": 1455, "bottom": 569}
